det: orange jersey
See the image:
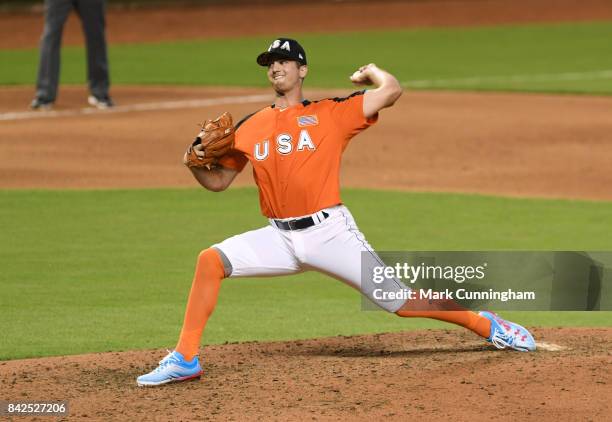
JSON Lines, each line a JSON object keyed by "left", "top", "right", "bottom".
{"left": 219, "top": 90, "right": 377, "bottom": 218}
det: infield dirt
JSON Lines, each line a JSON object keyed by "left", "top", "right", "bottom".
{"left": 2, "top": 85, "right": 612, "bottom": 201}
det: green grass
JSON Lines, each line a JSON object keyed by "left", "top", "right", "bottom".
{"left": 1, "top": 188, "right": 611, "bottom": 360}
{"left": 1, "top": 22, "right": 612, "bottom": 94}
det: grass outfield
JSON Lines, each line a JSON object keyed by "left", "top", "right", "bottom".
{"left": 1, "top": 22, "right": 612, "bottom": 94}
{"left": 1, "top": 188, "right": 611, "bottom": 360}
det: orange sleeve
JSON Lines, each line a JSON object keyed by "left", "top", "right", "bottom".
{"left": 218, "top": 149, "right": 248, "bottom": 172}
{"left": 329, "top": 91, "right": 378, "bottom": 143}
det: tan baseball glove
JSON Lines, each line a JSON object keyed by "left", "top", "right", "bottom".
{"left": 184, "top": 112, "right": 235, "bottom": 169}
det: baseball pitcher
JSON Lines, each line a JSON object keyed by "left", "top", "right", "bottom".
{"left": 137, "top": 38, "right": 535, "bottom": 386}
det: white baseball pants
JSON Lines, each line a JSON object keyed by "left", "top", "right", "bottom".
{"left": 213, "top": 205, "right": 408, "bottom": 312}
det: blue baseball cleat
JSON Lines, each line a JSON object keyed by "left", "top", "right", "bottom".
{"left": 137, "top": 350, "right": 203, "bottom": 386}
{"left": 479, "top": 311, "right": 536, "bottom": 352}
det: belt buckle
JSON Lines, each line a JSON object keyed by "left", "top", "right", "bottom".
{"left": 287, "top": 219, "right": 298, "bottom": 230}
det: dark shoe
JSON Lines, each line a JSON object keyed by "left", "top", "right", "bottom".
{"left": 30, "top": 98, "right": 54, "bottom": 110}
{"left": 88, "top": 95, "right": 115, "bottom": 109}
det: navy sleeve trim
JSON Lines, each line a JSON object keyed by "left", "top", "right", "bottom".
{"left": 235, "top": 111, "right": 257, "bottom": 130}
{"left": 331, "top": 90, "right": 366, "bottom": 103}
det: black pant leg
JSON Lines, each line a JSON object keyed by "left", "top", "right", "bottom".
{"left": 75, "top": 0, "right": 110, "bottom": 99}
{"left": 35, "top": 0, "right": 74, "bottom": 102}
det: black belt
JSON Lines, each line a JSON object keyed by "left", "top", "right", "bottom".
{"left": 272, "top": 211, "right": 329, "bottom": 231}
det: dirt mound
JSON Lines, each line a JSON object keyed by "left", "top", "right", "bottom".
{"left": 1, "top": 328, "right": 609, "bottom": 421}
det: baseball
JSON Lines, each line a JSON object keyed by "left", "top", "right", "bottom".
{"left": 350, "top": 65, "right": 375, "bottom": 85}
{"left": 351, "top": 69, "right": 363, "bottom": 80}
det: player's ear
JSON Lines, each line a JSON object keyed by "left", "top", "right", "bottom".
{"left": 299, "top": 65, "right": 308, "bottom": 79}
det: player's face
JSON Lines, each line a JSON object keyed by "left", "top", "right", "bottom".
{"left": 267, "top": 60, "right": 308, "bottom": 92}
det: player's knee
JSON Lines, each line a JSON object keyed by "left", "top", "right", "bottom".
{"left": 196, "top": 248, "right": 230, "bottom": 278}
{"left": 197, "top": 248, "right": 215, "bottom": 266}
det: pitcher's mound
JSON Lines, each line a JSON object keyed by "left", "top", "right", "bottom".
{"left": 1, "top": 327, "right": 610, "bottom": 421}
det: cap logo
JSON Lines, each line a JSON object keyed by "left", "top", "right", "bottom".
{"left": 268, "top": 39, "right": 292, "bottom": 52}
{"left": 268, "top": 39, "right": 281, "bottom": 52}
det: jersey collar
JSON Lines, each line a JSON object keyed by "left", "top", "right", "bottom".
{"left": 271, "top": 99, "right": 311, "bottom": 109}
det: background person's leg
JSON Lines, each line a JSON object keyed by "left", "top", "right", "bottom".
{"left": 34, "top": 0, "right": 73, "bottom": 105}
{"left": 75, "top": 0, "right": 111, "bottom": 103}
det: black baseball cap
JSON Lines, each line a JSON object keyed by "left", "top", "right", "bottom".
{"left": 256, "top": 38, "right": 307, "bottom": 67}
